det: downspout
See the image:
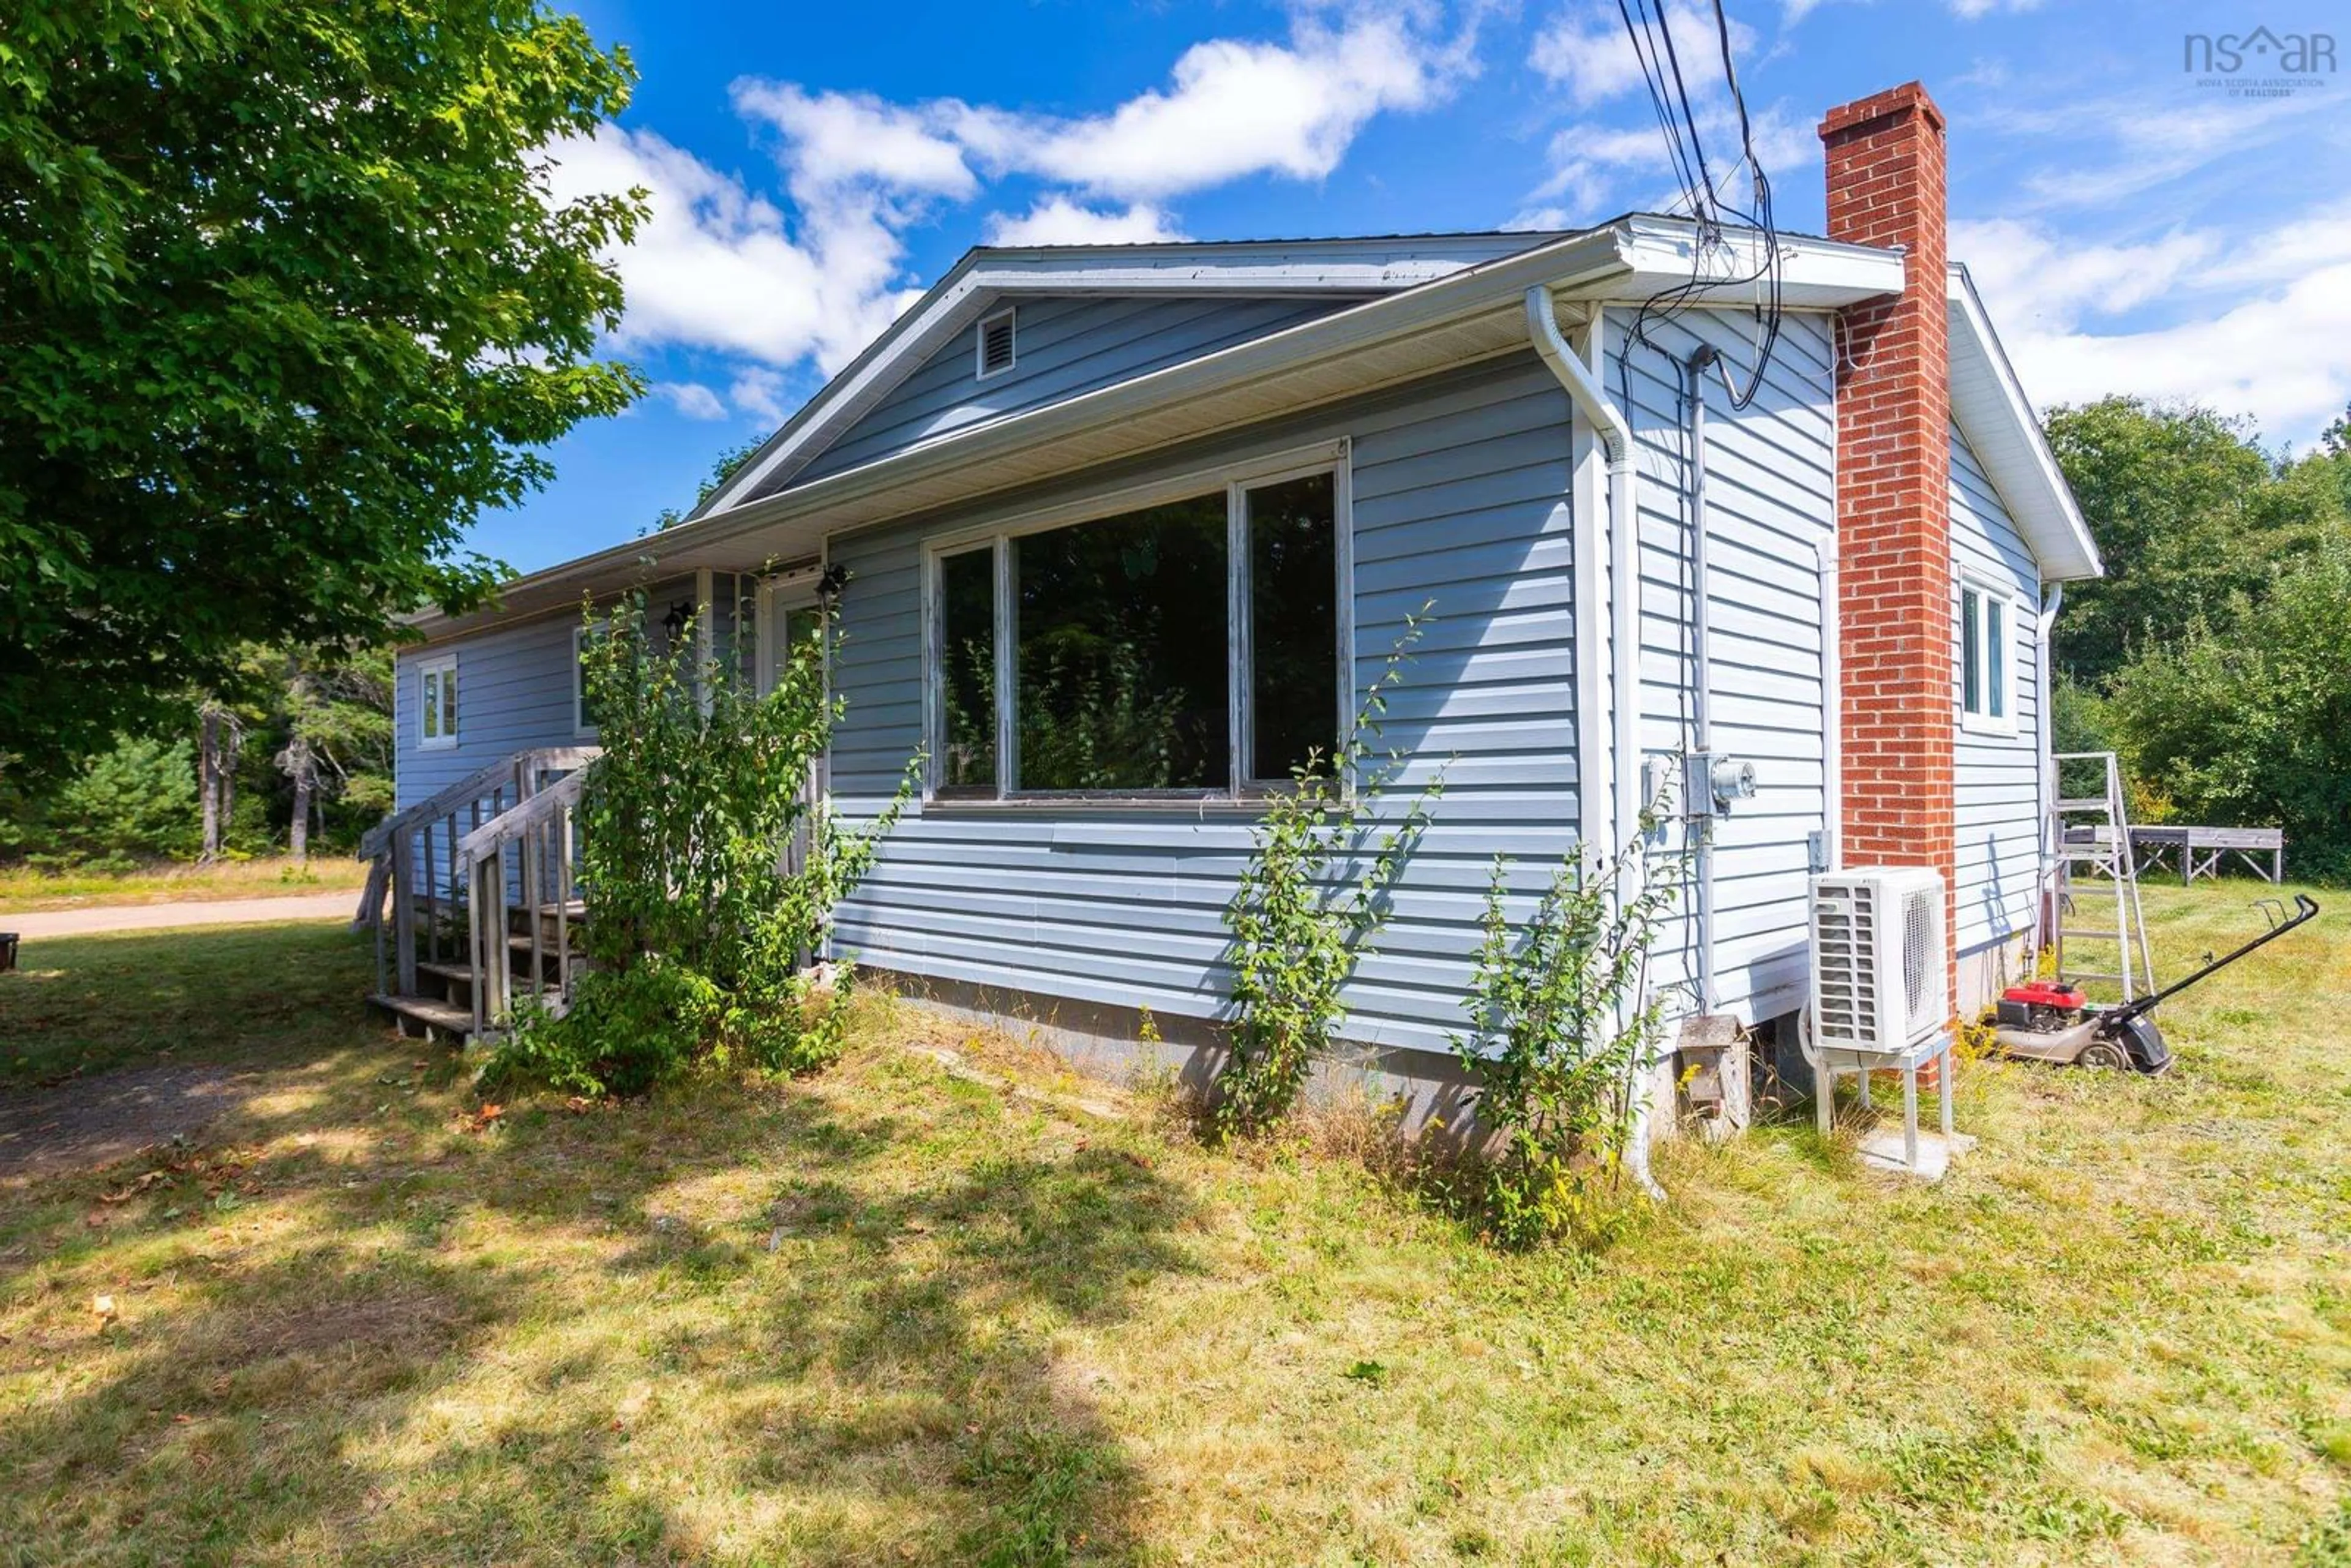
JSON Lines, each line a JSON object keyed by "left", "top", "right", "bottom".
{"left": 1817, "top": 533, "right": 1842, "bottom": 875}
{"left": 1525, "top": 285, "right": 1665, "bottom": 1201}
{"left": 2030, "top": 582, "right": 2064, "bottom": 961}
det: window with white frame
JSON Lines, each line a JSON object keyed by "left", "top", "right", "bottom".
{"left": 418, "top": 655, "right": 459, "bottom": 749}
{"left": 572, "top": 621, "right": 605, "bottom": 737}
{"left": 930, "top": 457, "right": 1345, "bottom": 798}
{"left": 1958, "top": 577, "right": 2014, "bottom": 732}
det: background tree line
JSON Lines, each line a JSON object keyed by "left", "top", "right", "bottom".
{"left": 2049, "top": 396, "right": 2351, "bottom": 881}
{"left": 0, "top": 642, "right": 391, "bottom": 870}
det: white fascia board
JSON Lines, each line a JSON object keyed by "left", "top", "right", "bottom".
{"left": 1594, "top": 216, "right": 1907, "bottom": 310}
{"left": 1946, "top": 264, "right": 2104, "bottom": 582}
{"left": 409, "top": 229, "right": 1636, "bottom": 644}
{"left": 696, "top": 236, "right": 1562, "bottom": 519}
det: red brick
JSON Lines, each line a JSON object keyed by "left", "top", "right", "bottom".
{"left": 1824, "top": 81, "right": 1958, "bottom": 1013}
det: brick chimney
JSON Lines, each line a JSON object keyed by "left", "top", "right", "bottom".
{"left": 1820, "top": 81, "right": 1957, "bottom": 1013}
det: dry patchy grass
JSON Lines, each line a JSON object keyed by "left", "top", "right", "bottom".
{"left": 0, "top": 885, "right": 2345, "bottom": 1566}
{"left": 0, "top": 856, "right": 369, "bottom": 916}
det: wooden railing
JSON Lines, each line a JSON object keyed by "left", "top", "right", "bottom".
{"left": 456, "top": 768, "right": 590, "bottom": 1037}
{"left": 356, "top": 748, "right": 600, "bottom": 1007}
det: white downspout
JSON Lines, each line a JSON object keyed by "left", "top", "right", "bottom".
{"left": 1526, "top": 285, "right": 1664, "bottom": 1201}
{"left": 1817, "top": 533, "right": 1842, "bottom": 875}
{"left": 2030, "top": 582, "right": 2064, "bottom": 961}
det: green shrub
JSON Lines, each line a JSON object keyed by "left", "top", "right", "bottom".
{"left": 12, "top": 734, "right": 202, "bottom": 866}
{"left": 1214, "top": 612, "right": 1436, "bottom": 1138}
{"left": 487, "top": 593, "right": 917, "bottom": 1096}
{"left": 1452, "top": 811, "right": 1675, "bottom": 1250}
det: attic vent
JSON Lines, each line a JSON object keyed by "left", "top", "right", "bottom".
{"left": 976, "top": 307, "right": 1016, "bottom": 377}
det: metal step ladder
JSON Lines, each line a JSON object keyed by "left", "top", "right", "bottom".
{"left": 2039, "top": 751, "right": 2157, "bottom": 1002}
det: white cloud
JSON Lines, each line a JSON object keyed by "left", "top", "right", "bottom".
{"left": 655, "top": 381, "right": 729, "bottom": 421}
{"left": 960, "top": 13, "right": 1470, "bottom": 201}
{"left": 549, "top": 8, "right": 1473, "bottom": 433}
{"left": 1951, "top": 218, "right": 2218, "bottom": 323}
{"left": 985, "top": 198, "right": 1187, "bottom": 247}
{"left": 542, "top": 126, "right": 923, "bottom": 377}
{"left": 729, "top": 82, "right": 978, "bottom": 201}
{"left": 1520, "top": 2, "right": 1804, "bottom": 223}
{"left": 1957, "top": 206, "right": 2351, "bottom": 443}
{"left": 1949, "top": 0, "right": 2040, "bottom": 17}
{"left": 1521, "top": 97, "right": 1813, "bottom": 224}
{"left": 726, "top": 367, "right": 792, "bottom": 425}
{"left": 1529, "top": 1, "right": 1754, "bottom": 109}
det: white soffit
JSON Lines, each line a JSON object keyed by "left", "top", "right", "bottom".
{"left": 1946, "top": 264, "right": 2103, "bottom": 582}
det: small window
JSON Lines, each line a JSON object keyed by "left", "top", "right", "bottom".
{"left": 419, "top": 655, "right": 458, "bottom": 749}
{"left": 938, "top": 547, "right": 999, "bottom": 794}
{"left": 1959, "top": 578, "right": 2014, "bottom": 733}
{"left": 1245, "top": 473, "right": 1339, "bottom": 782}
{"left": 572, "top": 623, "right": 604, "bottom": 737}
{"left": 976, "top": 306, "right": 1016, "bottom": 378}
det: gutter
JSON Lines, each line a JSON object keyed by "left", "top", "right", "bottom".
{"left": 1524, "top": 285, "right": 1666, "bottom": 1202}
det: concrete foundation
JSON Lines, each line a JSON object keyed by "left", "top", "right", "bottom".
{"left": 871, "top": 969, "right": 1489, "bottom": 1145}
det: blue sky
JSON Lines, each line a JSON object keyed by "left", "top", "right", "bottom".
{"left": 486, "top": 0, "right": 2351, "bottom": 574}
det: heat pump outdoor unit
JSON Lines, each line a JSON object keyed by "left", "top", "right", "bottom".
{"left": 1810, "top": 866, "right": 1948, "bottom": 1053}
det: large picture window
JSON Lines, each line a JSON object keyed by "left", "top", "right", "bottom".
{"left": 928, "top": 458, "right": 1346, "bottom": 799}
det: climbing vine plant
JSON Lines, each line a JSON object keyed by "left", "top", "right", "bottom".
{"left": 490, "top": 591, "right": 918, "bottom": 1096}
{"left": 1214, "top": 611, "right": 1439, "bottom": 1139}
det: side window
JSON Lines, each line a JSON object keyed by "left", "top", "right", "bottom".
{"left": 1958, "top": 579, "right": 2014, "bottom": 732}
{"left": 937, "top": 546, "right": 999, "bottom": 795}
{"left": 419, "top": 655, "right": 459, "bottom": 749}
{"left": 574, "top": 623, "right": 604, "bottom": 736}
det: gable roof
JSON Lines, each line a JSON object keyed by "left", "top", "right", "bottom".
{"left": 696, "top": 232, "right": 1566, "bottom": 518}
{"left": 416, "top": 216, "right": 1909, "bottom": 642}
{"left": 1946, "top": 263, "right": 2102, "bottom": 582}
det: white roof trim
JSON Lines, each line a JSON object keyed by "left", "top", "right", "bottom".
{"left": 1946, "top": 264, "right": 2103, "bottom": 582}
{"left": 415, "top": 217, "right": 1909, "bottom": 643}
{"left": 697, "top": 234, "right": 1565, "bottom": 517}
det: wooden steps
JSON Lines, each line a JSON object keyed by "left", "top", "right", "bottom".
{"left": 375, "top": 898, "right": 590, "bottom": 1045}
{"left": 369, "top": 992, "right": 474, "bottom": 1041}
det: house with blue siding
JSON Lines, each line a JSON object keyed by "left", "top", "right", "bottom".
{"left": 382, "top": 83, "right": 2099, "bottom": 1137}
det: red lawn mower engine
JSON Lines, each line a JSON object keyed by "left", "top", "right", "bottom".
{"left": 1997, "top": 981, "right": 2087, "bottom": 1031}
{"left": 1991, "top": 980, "right": 2165, "bottom": 1074}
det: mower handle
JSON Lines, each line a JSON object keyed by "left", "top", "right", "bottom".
{"left": 2102, "top": 893, "right": 2319, "bottom": 1029}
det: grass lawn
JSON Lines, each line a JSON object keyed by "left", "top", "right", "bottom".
{"left": 1, "top": 886, "right": 2345, "bottom": 1566}
{"left": 0, "top": 855, "right": 370, "bottom": 916}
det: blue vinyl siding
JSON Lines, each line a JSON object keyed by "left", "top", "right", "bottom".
{"left": 784, "top": 294, "right": 1362, "bottom": 489}
{"left": 394, "top": 616, "right": 583, "bottom": 813}
{"left": 1615, "top": 314, "right": 1842, "bottom": 1025}
{"left": 825, "top": 351, "right": 1580, "bottom": 1056}
{"left": 1949, "top": 422, "right": 2042, "bottom": 956}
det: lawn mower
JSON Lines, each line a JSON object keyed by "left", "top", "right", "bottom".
{"left": 1991, "top": 893, "right": 2319, "bottom": 1075}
